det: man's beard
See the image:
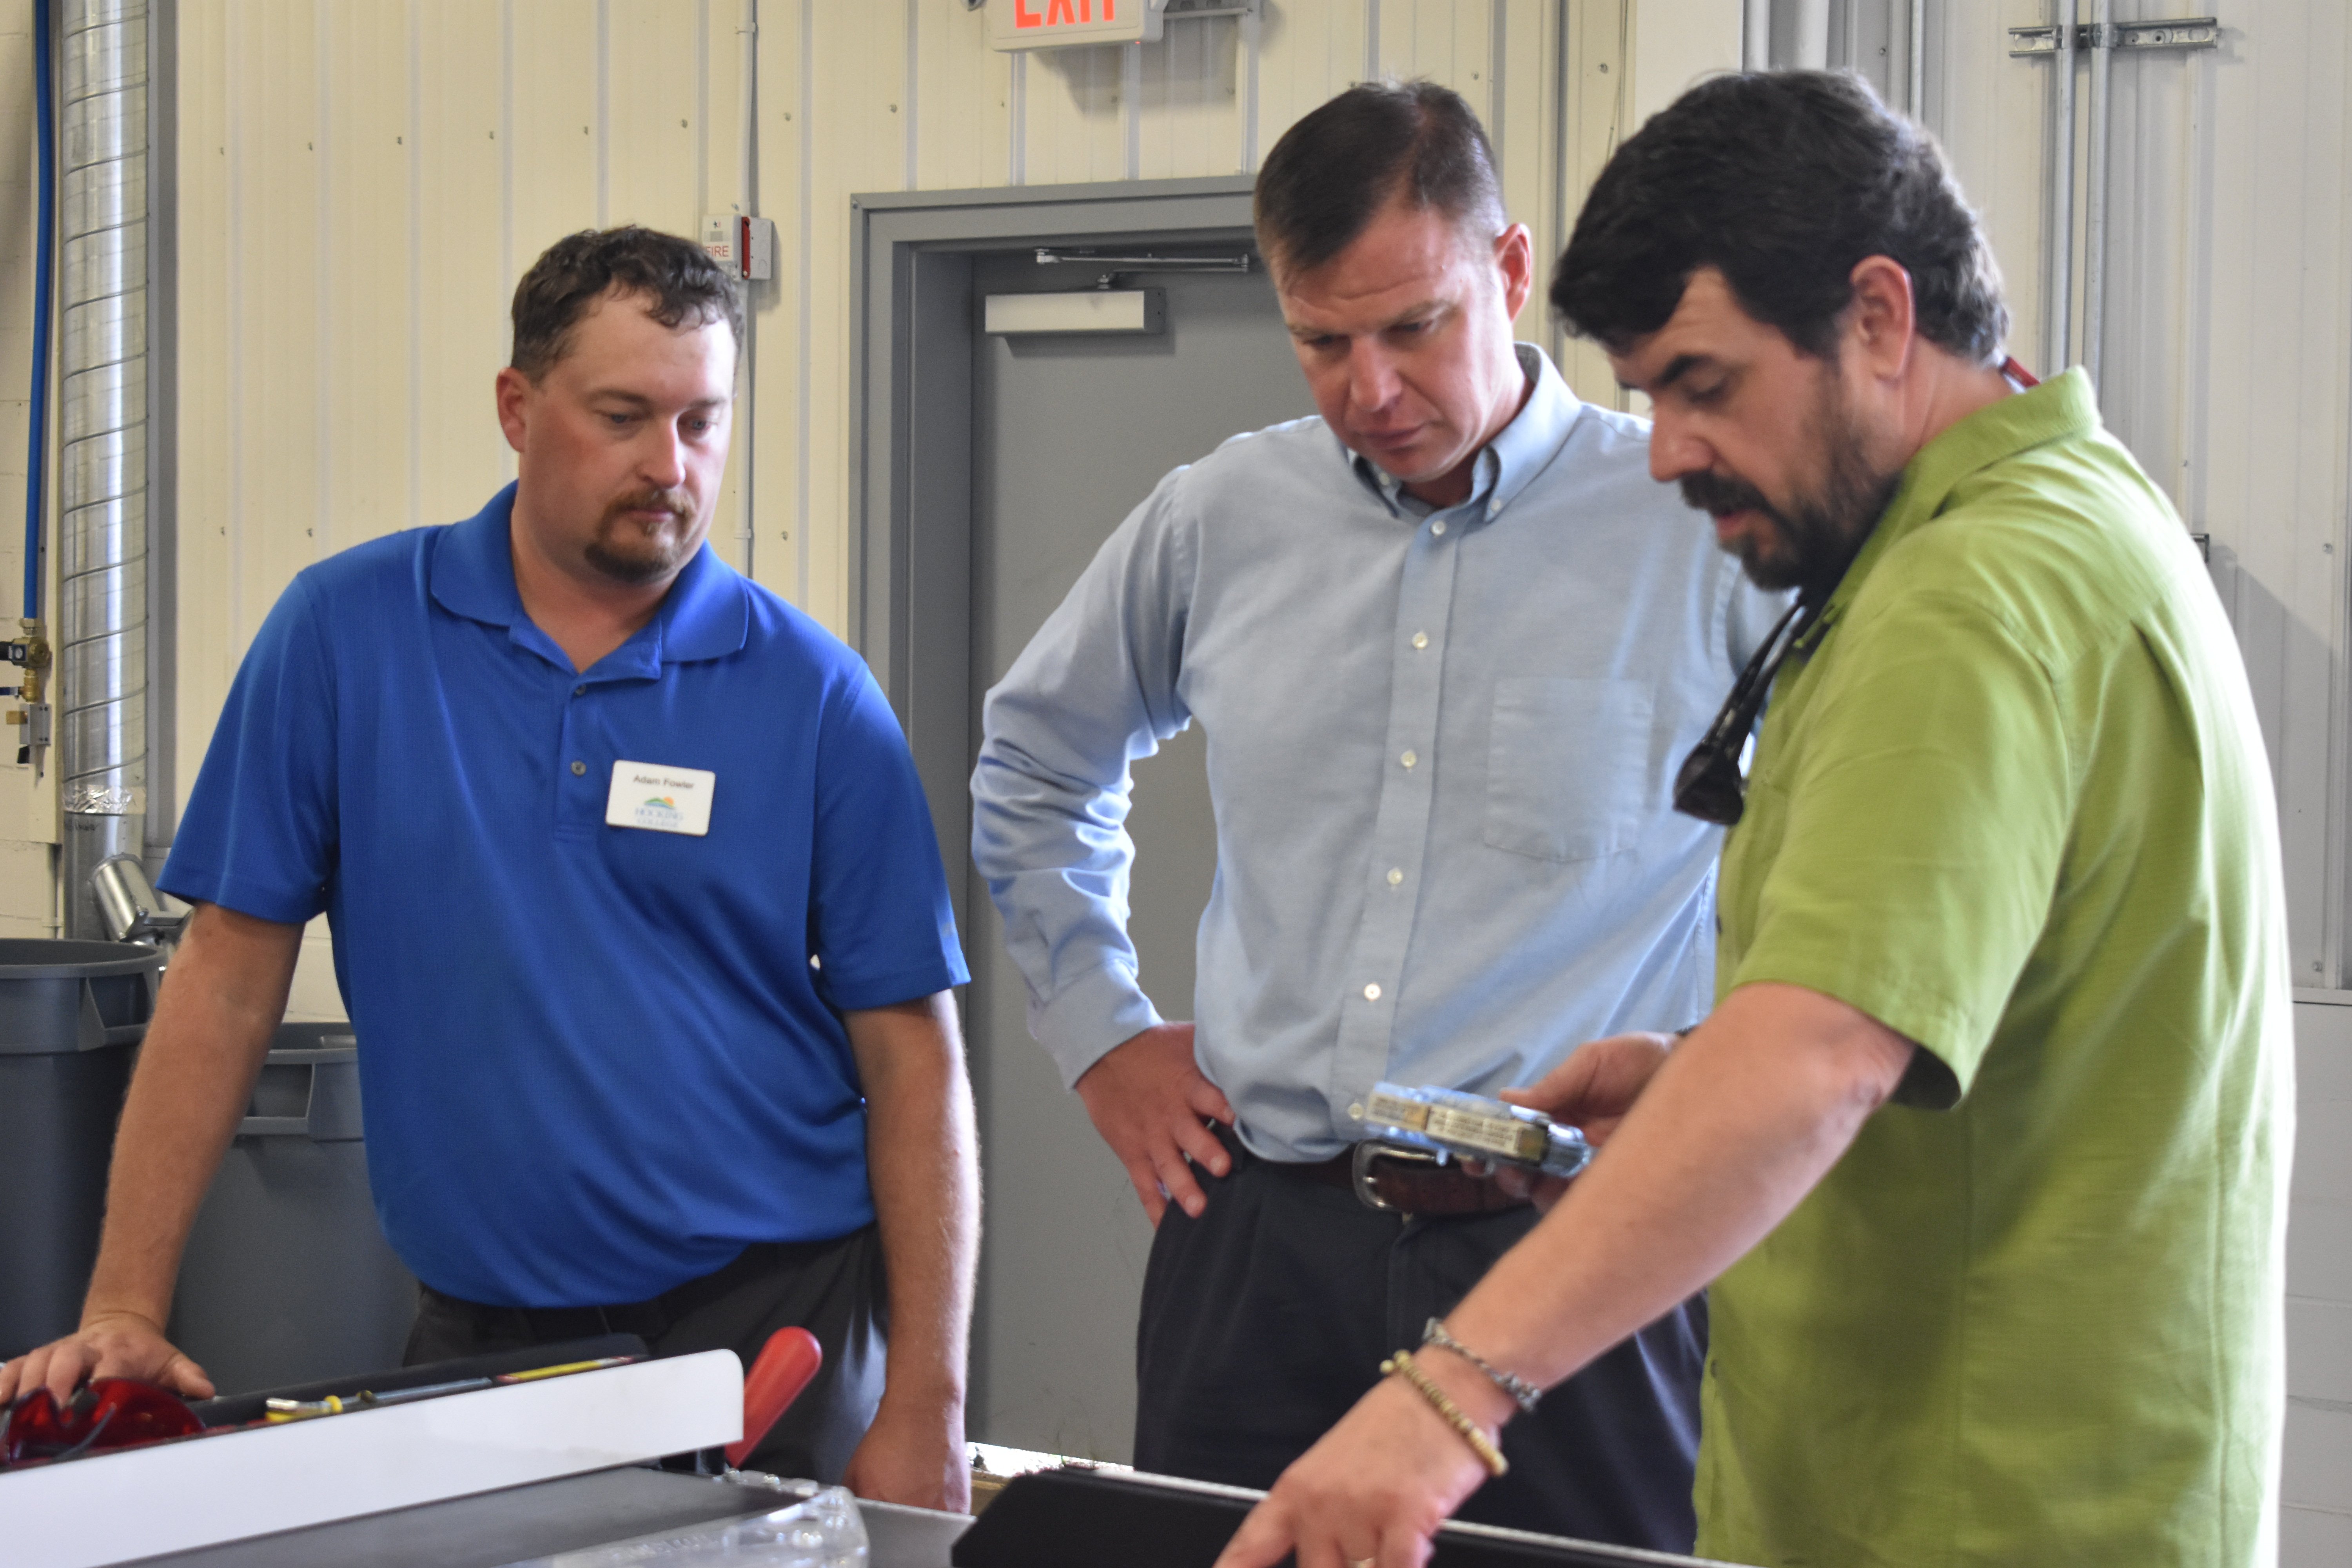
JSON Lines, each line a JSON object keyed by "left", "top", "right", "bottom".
{"left": 585, "top": 486, "right": 697, "bottom": 585}
{"left": 1679, "top": 379, "right": 1900, "bottom": 597}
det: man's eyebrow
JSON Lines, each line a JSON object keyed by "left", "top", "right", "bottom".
{"left": 1286, "top": 298, "right": 1450, "bottom": 341}
{"left": 1619, "top": 352, "right": 1711, "bottom": 395}
{"left": 584, "top": 389, "right": 730, "bottom": 410}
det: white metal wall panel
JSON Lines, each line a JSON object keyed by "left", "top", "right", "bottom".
{"left": 2198, "top": 4, "right": 2352, "bottom": 994}
{"left": 911, "top": 0, "right": 1014, "bottom": 191}
{"left": 1250, "top": 0, "right": 1370, "bottom": 165}
{"left": 2290, "top": 997, "right": 2352, "bottom": 1553}
{"left": 804, "top": 0, "right": 907, "bottom": 632}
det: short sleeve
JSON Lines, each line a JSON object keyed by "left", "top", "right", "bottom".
{"left": 158, "top": 575, "right": 341, "bottom": 924}
{"left": 804, "top": 666, "right": 970, "bottom": 1011}
{"left": 1729, "top": 591, "right": 2071, "bottom": 1105}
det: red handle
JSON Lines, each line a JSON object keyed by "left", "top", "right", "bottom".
{"left": 728, "top": 1326, "right": 823, "bottom": 1468}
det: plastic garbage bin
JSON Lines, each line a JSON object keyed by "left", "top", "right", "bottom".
{"left": 167, "top": 1022, "right": 419, "bottom": 1395}
{"left": 0, "top": 938, "right": 162, "bottom": 1359}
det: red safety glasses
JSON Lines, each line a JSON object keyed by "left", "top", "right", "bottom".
{"left": 2, "top": 1378, "right": 203, "bottom": 1467}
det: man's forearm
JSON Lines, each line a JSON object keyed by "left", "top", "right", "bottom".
{"left": 84, "top": 902, "right": 303, "bottom": 1326}
{"left": 1432, "top": 983, "right": 1914, "bottom": 1421}
{"left": 846, "top": 994, "right": 980, "bottom": 1415}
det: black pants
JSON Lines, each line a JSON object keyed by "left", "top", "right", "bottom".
{"left": 1136, "top": 1133, "right": 1704, "bottom": 1551}
{"left": 404, "top": 1226, "right": 887, "bottom": 1484}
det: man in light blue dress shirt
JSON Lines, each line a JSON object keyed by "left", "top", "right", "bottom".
{"left": 972, "top": 83, "right": 1781, "bottom": 1548}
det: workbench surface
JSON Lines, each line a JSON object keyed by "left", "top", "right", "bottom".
{"left": 123, "top": 1466, "right": 971, "bottom": 1567}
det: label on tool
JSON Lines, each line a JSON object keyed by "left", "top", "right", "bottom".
{"left": 606, "top": 761, "right": 716, "bottom": 836}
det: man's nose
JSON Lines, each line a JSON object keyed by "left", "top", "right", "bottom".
{"left": 1346, "top": 341, "right": 1403, "bottom": 412}
{"left": 1647, "top": 408, "right": 1711, "bottom": 485}
{"left": 638, "top": 421, "right": 690, "bottom": 490}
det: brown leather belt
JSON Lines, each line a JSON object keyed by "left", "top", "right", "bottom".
{"left": 1278, "top": 1143, "right": 1529, "bottom": 1218}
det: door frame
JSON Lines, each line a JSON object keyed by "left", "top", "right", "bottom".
{"left": 848, "top": 176, "right": 1256, "bottom": 926}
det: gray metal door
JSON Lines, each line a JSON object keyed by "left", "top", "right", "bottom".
{"left": 966, "top": 251, "right": 1308, "bottom": 1460}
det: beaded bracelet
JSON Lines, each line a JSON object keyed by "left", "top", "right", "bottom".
{"left": 1422, "top": 1317, "right": 1543, "bottom": 1416}
{"left": 1381, "top": 1349, "right": 1509, "bottom": 1477}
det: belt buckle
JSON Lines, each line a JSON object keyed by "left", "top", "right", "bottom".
{"left": 1351, "top": 1142, "right": 1443, "bottom": 1215}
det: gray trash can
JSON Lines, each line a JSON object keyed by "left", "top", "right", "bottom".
{"left": 168, "top": 1022, "right": 419, "bottom": 1395}
{"left": 0, "top": 938, "right": 162, "bottom": 1359}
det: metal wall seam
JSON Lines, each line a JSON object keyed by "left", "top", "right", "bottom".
{"left": 2081, "top": 0, "right": 2111, "bottom": 389}
{"left": 2046, "top": 0, "right": 2076, "bottom": 373}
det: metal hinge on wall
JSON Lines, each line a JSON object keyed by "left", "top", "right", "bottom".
{"left": 2009, "top": 18, "right": 2220, "bottom": 57}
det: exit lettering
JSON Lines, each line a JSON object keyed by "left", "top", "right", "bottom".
{"left": 1014, "top": 0, "right": 1118, "bottom": 23}
{"left": 989, "top": 0, "right": 1161, "bottom": 50}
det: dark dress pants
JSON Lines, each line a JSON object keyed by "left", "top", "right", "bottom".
{"left": 403, "top": 1225, "right": 887, "bottom": 1484}
{"left": 1136, "top": 1136, "right": 1704, "bottom": 1551}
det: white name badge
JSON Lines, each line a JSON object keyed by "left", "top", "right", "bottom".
{"left": 606, "top": 761, "right": 717, "bottom": 837}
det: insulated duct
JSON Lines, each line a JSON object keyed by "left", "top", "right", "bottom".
{"left": 55, "top": 0, "right": 150, "bottom": 939}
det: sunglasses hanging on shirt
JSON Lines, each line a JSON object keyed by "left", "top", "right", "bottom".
{"left": 1672, "top": 599, "right": 1818, "bottom": 827}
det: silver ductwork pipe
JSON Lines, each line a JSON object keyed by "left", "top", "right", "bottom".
{"left": 56, "top": 0, "right": 150, "bottom": 939}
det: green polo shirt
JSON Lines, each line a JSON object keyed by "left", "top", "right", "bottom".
{"left": 1696, "top": 371, "right": 2294, "bottom": 1567}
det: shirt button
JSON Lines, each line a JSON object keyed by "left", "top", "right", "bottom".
{"left": 1411, "top": 632, "right": 1428, "bottom": 650}
{"left": 1363, "top": 982, "right": 1383, "bottom": 1002}
{"left": 1431, "top": 519, "right": 1448, "bottom": 536}
{"left": 573, "top": 685, "right": 586, "bottom": 697}
{"left": 1400, "top": 750, "right": 1417, "bottom": 769}
{"left": 1348, "top": 1100, "right": 1366, "bottom": 1120}
{"left": 1387, "top": 867, "right": 1404, "bottom": 886}
{"left": 570, "top": 760, "right": 586, "bottom": 776}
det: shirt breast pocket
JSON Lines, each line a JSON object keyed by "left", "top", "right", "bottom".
{"left": 1482, "top": 677, "right": 1655, "bottom": 863}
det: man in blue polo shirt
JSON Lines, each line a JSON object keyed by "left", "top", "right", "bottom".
{"left": 0, "top": 227, "right": 980, "bottom": 1508}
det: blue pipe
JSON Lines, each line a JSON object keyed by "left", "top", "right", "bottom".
{"left": 25, "top": 0, "right": 53, "bottom": 624}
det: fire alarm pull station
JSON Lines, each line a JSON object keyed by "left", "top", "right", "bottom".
{"left": 701, "top": 214, "right": 776, "bottom": 282}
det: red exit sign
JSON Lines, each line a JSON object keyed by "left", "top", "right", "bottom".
{"left": 988, "top": 0, "right": 1166, "bottom": 50}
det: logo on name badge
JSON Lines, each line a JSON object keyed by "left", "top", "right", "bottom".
{"left": 606, "top": 762, "right": 716, "bottom": 837}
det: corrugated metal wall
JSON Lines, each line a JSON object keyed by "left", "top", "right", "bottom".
{"left": 163, "top": 0, "right": 1739, "bottom": 1016}
{"left": 167, "top": 0, "right": 1703, "bottom": 742}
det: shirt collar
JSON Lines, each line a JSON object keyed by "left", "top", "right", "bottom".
{"left": 1795, "top": 368, "right": 2101, "bottom": 652}
{"left": 429, "top": 482, "right": 752, "bottom": 677}
{"left": 1342, "top": 343, "right": 1586, "bottom": 519}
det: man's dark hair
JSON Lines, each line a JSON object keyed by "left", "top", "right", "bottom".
{"left": 1254, "top": 80, "right": 1507, "bottom": 278}
{"left": 1552, "top": 71, "right": 2006, "bottom": 364}
{"left": 510, "top": 225, "right": 743, "bottom": 381}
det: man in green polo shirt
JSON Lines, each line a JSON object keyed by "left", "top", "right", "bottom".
{"left": 1215, "top": 71, "right": 2291, "bottom": 1568}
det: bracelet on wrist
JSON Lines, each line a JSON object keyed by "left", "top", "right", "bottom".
{"left": 1381, "top": 1348, "right": 1509, "bottom": 1477}
{"left": 1421, "top": 1317, "right": 1543, "bottom": 1416}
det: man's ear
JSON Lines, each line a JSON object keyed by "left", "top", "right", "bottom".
{"left": 1845, "top": 256, "right": 1917, "bottom": 381}
{"left": 494, "top": 366, "right": 533, "bottom": 457}
{"left": 1493, "top": 223, "right": 1535, "bottom": 323}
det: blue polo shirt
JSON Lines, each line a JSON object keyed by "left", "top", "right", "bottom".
{"left": 162, "top": 485, "right": 969, "bottom": 1307}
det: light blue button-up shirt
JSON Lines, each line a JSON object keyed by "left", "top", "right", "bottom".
{"left": 972, "top": 345, "right": 1786, "bottom": 1161}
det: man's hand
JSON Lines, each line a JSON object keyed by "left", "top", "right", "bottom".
{"left": 1213, "top": 1365, "right": 1497, "bottom": 1568}
{"left": 0, "top": 1311, "right": 214, "bottom": 1406}
{"left": 1479, "top": 1030, "right": 1676, "bottom": 1210}
{"left": 1499, "top": 1029, "right": 1676, "bottom": 1141}
{"left": 840, "top": 1392, "right": 971, "bottom": 1512}
{"left": 1073, "top": 1023, "right": 1235, "bottom": 1224}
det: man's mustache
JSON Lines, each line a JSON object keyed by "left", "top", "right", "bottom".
{"left": 603, "top": 488, "right": 693, "bottom": 527}
{"left": 1679, "top": 470, "right": 1774, "bottom": 519}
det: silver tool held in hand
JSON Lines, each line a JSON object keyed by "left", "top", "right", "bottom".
{"left": 1356, "top": 1082, "right": 1595, "bottom": 1179}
